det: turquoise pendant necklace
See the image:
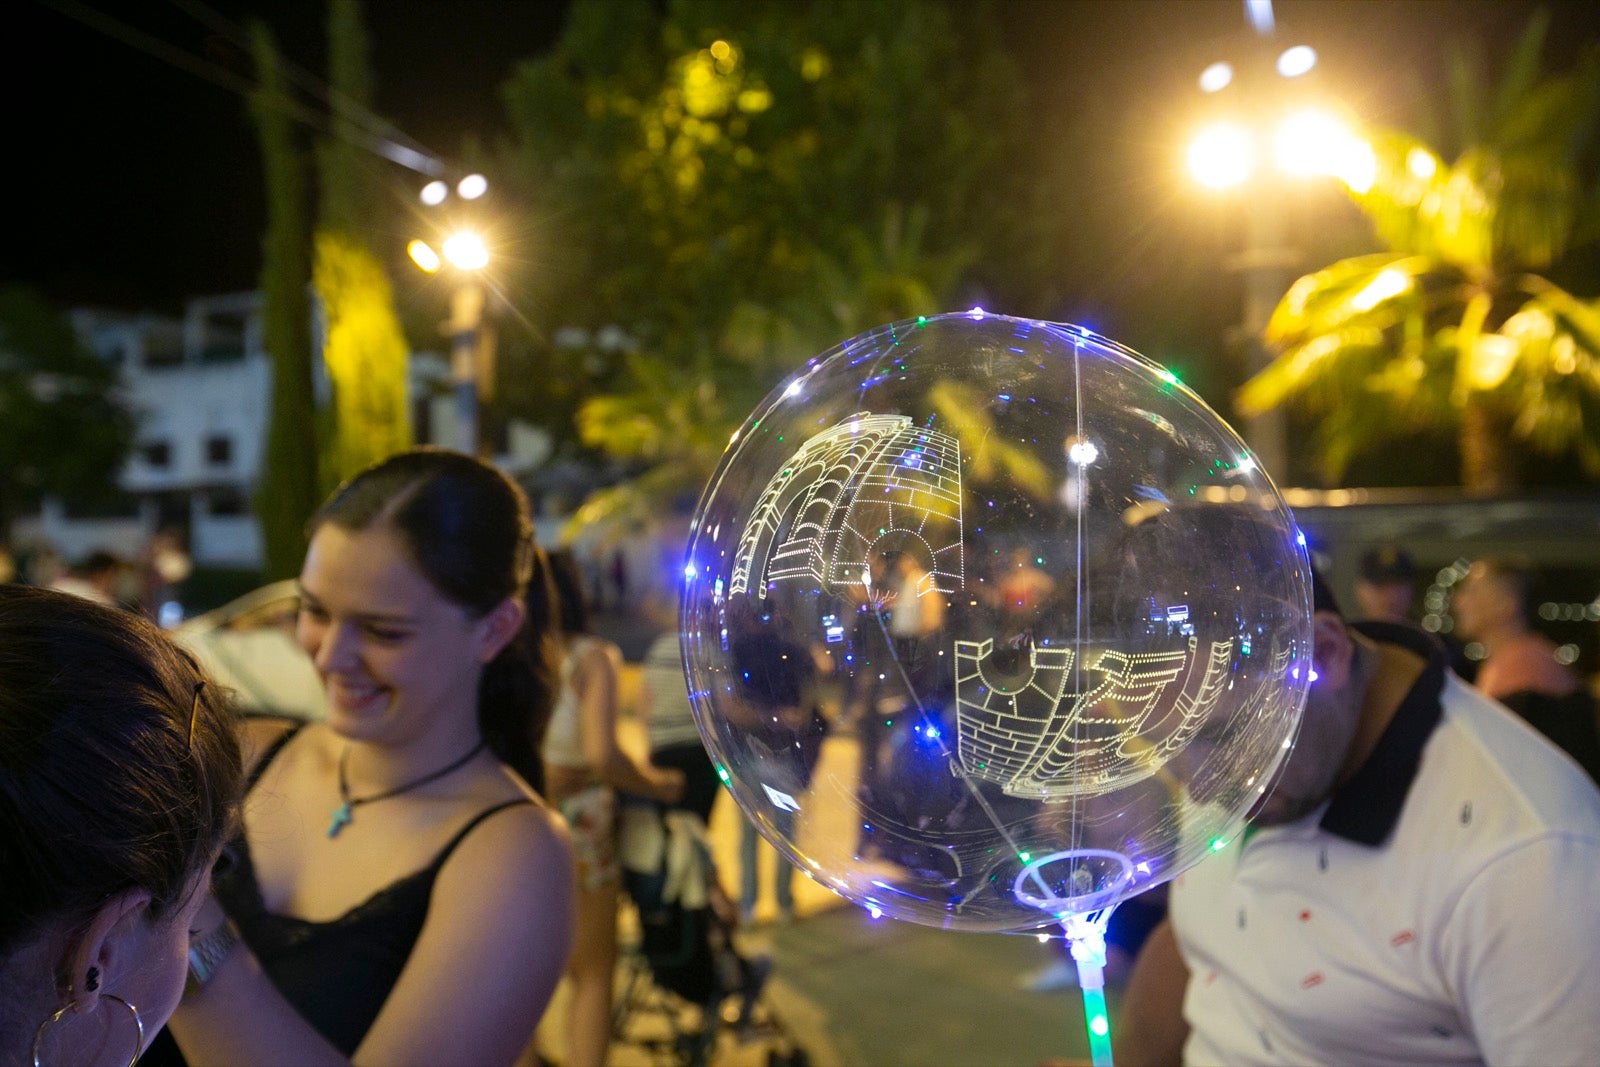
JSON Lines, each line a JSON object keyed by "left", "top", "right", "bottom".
{"left": 327, "top": 741, "right": 487, "bottom": 838}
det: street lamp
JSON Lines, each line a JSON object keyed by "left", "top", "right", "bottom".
{"left": 409, "top": 174, "right": 493, "bottom": 455}
{"left": 1185, "top": 27, "right": 1371, "bottom": 482}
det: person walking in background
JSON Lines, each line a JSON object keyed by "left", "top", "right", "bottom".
{"left": 1452, "top": 556, "right": 1600, "bottom": 782}
{"left": 0, "top": 586, "right": 243, "bottom": 1067}
{"left": 542, "top": 547, "right": 685, "bottom": 1067}
{"left": 730, "top": 630, "right": 829, "bottom": 926}
{"left": 153, "top": 448, "right": 575, "bottom": 1067}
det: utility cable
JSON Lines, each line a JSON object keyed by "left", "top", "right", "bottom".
{"left": 38, "top": 0, "right": 446, "bottom": 177}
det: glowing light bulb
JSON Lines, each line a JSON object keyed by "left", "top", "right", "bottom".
{"left": 419, "top": 180, "right": 448, "bottom": 206}
{"left": 441, "top": 231, "right": 489, "bottom": 270}
{"left": 1188, "top": 123, "right": 1253, "bottom": 189}
{"left": 1276, "top": 45, "right": 1317, "bottom": 78}
{"left": 1198, "top": 61, "right": 1233, "bottom": 93}
{"left": 406, "top": 239, "right": 441, "bottom": 273}
{"left": 457, "top": 173, "right": 488, "bottom": 200}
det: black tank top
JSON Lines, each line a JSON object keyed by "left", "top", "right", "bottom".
{"left": 145, "top": 725, "right": 532, "bottom": 1060}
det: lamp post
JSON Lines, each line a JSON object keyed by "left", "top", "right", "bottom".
{"left": 409, "top": 174, "right": 493, "bottom": 455}
{"left": 1185, "top": 31, "right": 1372, "bottom": 482}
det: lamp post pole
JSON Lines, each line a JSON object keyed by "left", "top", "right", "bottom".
{"left": 1188, "top": 18, "right": 1369, "bottom": 486}
{"left": 410, "top": 174, "right": 492, "bottom": 457}
{"left": 448, "top": 279, "right": 485, "bottom": 456}
{"left": 1231, "top": 172, "right": 1295, "bottom": 480}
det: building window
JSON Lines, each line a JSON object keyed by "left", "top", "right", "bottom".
{"left": 207, "top": 488, "right": 247, "bottom": 517}
{"left": 142, "top": 441, "right": 172, "bottom": 468}
{"left": 205, "top": 435, "right": 233, "bottom": 466}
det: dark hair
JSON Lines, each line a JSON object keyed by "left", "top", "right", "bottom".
{"left": 309, "top": 448, "right": 555, "bottom": 787}
{"left": 76, "top": 550, "right": 122, "bottom": 578}
{"left": 1358, "top": 545, "right": 1415, "bottom": 584}
{"left": 545, "top": 547, "right": 592, "bottom": 636}
{"left": 1311, "top": 567, "right": 1341, "bottom": 617}
{"left": 0, "top": 586, "right": 243, "bottom": 956}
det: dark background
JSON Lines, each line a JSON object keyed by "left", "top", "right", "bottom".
{"left": 6, "top": 0, "right": 1596, "bottom": 317}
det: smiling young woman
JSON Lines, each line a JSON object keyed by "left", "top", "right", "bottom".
{"left": 148, "top": 448, "right": 575, "bottom": 1067}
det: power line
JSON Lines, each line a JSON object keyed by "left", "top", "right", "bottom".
{"left": 39, "top": 0, "right": 446, "bottom": 178}
{"left": 167, "top": 0, "right": 446, "bottom": 176}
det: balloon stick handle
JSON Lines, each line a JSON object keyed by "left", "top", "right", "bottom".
{"left": 1069, "top": 921, "right": 1114, "bottom": 1067}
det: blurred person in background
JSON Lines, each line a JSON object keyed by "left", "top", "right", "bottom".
{"left": 730, "top": 630, "right": 828, "bottom": 927}
{"left": 151, "top": 449, "right": 574, "bottom": 1066}
{"left": 0, "top": 586, "right": 242, "bottom": 1067}
{"left": 1351, "top": 545, "right": 1417, "bottom": 624}
{"left": 1453, "top": 557, "right": 1600, "bottom": 782}
{"left": 47, "top": 549, "right": 125, "bottom": 608}
{"left": 542, "top": 546, "right": 684, "bottom": 1067}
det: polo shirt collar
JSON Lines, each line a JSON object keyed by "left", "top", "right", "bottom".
{"left": 1317, "top": 621, "right": 1449, "bottom": 847}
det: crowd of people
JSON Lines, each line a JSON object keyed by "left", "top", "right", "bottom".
{"left": 6, "top": 453, "right": 1600, "bottom": 1066}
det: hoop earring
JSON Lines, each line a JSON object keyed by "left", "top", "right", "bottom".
{"left": 31, "top": 993, "right": 145, "bottom": 1067}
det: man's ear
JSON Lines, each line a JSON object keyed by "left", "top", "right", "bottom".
{"left": 477, "top": 596, "right": 526, "bottom": 664}
{"left": 1310, "top": 610, "right": 1354, "bottom": 691}
{"left": 65, "top": 889, "right": 151, "bottom": 1015}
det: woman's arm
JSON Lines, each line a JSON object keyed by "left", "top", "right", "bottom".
{"left": 353, "top": 804, "right": 575, "bottom": 1066}
{"left": 1114, "top": 916, "right": 1190, "bottom": 1067}
{"left": 573, "top": 640, "right": 684, "bottom": 803}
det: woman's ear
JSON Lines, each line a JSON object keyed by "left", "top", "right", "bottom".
{"left": 1310, "top": 610, "right": 1354, "bottom": 692}
{"left": 477, "top": 596, "right": 526, "bottom": 663}
{"left": 64, "top": 889, "right": 151, "bottom": 1015}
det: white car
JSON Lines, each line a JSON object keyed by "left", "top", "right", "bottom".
{"left": 174, "top": 579, "right": 327, "bottom": 722}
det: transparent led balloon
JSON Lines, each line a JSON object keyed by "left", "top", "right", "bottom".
{"left": 683, "top": 312, "right": 1313, "bottom": 935}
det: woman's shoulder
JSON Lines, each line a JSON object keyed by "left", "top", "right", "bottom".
{"left": 438, "top": 782, "right": 573, "bottom": 889}
{"left": 240, "top": 714, "right": 324, "bottom": 776}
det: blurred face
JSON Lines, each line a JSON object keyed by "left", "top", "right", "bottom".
{"left": 296, "top": 524, "right": 498, "bottom": 747}
{"left": 1353, "top": 579, "right": 1412, "bottom": 622}
{"left": 1250, "top": 614, "right": 1364, "bottom": 826}
{"left": 1459, "top": 566, "right": 1504, "bottom": 643}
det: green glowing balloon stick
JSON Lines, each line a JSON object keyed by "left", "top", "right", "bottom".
{"left": 1064, "top": 912, "right": 1116, "bottom": 1067}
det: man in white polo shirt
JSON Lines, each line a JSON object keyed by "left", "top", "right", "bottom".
{"left": 1116, "top": 574, "right": 1600, "bottom": 1066}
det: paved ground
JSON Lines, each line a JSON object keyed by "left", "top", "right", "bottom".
{"left": 531, "top": 620, "right": 1110, "bottom": 1066}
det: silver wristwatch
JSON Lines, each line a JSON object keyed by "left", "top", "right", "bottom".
{"left": 186, "top": 919, "right": 241, "bottom": 991}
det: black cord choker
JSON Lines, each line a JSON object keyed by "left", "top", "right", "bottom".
{"left": 327, "top": 741, "right": 487, "bottom": 838}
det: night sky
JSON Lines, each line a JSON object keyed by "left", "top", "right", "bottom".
{"left": 6, "top": 0, "right": 1595, "bottom": 318}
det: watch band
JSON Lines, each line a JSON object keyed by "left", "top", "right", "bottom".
{"left": 186, "top": 919, "right": 241, "bottom": 990}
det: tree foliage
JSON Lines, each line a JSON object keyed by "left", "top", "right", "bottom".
{"left": 498, "top": 0, "right": 1033, "bottom": 528}
{"left": 248, "top": 21, "right": 320, "bottom": 581}
{"left": 315, "top": 0, "right": 410, "bottom": 491}
{"left": 0, "top": 287, "right": 134, "bottom": 529}
{"left": 1239, "top": 12, "right": 1600, "bottom": 492}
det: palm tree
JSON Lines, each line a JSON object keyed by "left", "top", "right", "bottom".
{"left": 1238, "top": 14, "right": 1600, "bottom": 493}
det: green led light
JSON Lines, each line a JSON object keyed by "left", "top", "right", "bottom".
{"left": 1089, "top": 1014, "right": 1109, "bottom": 1037}
{"left": 1160, "top": 369, "right": 1180, "bottom": 385}
{"left": 716, "top": 765, "right": 731, "bottom": 783}
{"left": 1209, "top": 837, "right": 1228, "bottom": 852}
{"left": 1018, "top": 851, "right": 1032, "bottom": 863}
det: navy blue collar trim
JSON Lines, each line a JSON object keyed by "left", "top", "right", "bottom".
{"left": 1317, "top": 622, "right": 1448, "bottom": 847}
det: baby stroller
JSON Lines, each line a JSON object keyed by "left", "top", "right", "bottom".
{"left": 613, "top": 803, "right": 810, "bottom": 1067}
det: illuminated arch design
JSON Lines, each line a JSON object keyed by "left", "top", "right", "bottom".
{"left": 730, "top": 412, "right": 963, "bottom": 597}
{"left": 952, "top": 636, "right": 1235, "bottom": 798}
